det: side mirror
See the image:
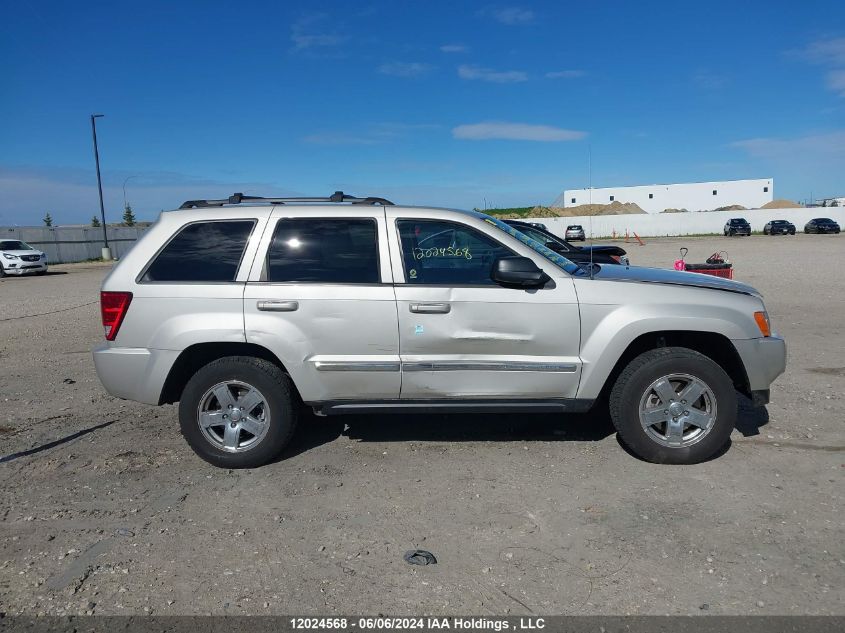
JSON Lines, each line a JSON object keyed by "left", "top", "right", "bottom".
{"left": 491, "top": 256, "right": 551, "bottom": 289}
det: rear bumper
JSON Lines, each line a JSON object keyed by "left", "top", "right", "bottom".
{"left": 92, "top": 343, "right": 179, "bottom": 405}
{"left": 732, "top": 335, "right": 787, "bottom": 393}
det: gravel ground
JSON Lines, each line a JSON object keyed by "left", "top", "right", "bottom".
{"left": 0, "top": 235, "right": 842, "bottom": 616}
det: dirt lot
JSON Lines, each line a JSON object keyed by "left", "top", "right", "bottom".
{"left": 1, "top": 235, "right": 843, "bottom": 616}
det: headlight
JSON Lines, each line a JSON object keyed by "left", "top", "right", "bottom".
{"left": 40, "top": 253, "right": 47, "bottom": 260}
{"left": 3, "top": 253, "right": 19, "bottom": 260}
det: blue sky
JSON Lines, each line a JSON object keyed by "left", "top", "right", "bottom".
{"left": 1, "top": 0, "right": 844, "bottom": 225}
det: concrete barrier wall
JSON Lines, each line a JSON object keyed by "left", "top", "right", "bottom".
{"left": 523, "top": 207, "right": 845, "bottom": 239}
{"left": 0, "top": 226, "right": 148, "bottom": 263}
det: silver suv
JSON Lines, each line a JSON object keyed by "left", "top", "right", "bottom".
{"left": 93, "top": 192, "right": 786, "bottom": 468}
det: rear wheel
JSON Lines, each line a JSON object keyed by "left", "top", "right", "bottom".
{"left": 609, "top": 347, "right": 736, "bottom": 464}
{"left": 179, "top": 356, "right": 298, "bottom": 468}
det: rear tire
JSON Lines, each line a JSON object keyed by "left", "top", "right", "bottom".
{"left": 179, "top": 356, "right": 298, "bottom": 468}
{"left": 608, "top": 347, "right": 736, "bottom": 464}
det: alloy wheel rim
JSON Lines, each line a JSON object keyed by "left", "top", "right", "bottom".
{"left": 638, "top": 373, "right": 717, "bottom": 448}
{"left": 197, "top": 380, "right": 271, "bottom": 453}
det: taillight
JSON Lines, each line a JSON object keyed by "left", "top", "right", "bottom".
{"left": 100, "top": 291, "right": 133, "bottom": 341}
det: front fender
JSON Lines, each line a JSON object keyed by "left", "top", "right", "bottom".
{"left": 576, "top": 300, "right": 758, "bottom": 399}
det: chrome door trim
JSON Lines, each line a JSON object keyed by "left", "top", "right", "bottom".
{"left": 256, "top": 300, "right": 299, "bottom": 312}
{"left": 314, "top": 361, "right": 401, "bottom": 372}
{"left": 402, "top": 360, "right": 577, "bottom": 372}
{"left": 409, "top": 302, "right": 451, "bottom": 314}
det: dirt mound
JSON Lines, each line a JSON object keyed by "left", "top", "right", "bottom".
{"left": 762, "top": 199, "right": 803, "bottom": 209}
{"left": 661, "top": 208, "right": 688, "bottom": 214}
{"left": 713, "top": 204, "right": 747, "bottom": 212}
{"left": 548, "top": 201, "right": 646, "bottom": 217}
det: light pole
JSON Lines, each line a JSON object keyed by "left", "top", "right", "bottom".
{"left": 122, "top": 175, "right": 137, "bottom": 210}
{"left": 90, "top": 114, "right": 111, "bottom": 260}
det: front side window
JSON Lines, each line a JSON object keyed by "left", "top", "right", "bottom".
{"left": 397, "top": 219, "right": 515, "bottom": 285}
{"left": 143, "top": 220, "right": 255, "bottom": 282}
{"left": 266, "top": 218, "right": 379, "bottom": 283}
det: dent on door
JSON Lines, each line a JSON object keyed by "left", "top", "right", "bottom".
{"left": 395, "top": 285, "right": 582, "bottom": 399}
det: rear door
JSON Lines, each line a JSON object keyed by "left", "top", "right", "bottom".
{"left": 244, "top": 206, "right": 400, "bottom": 404}
{"left": 385, "top": 209, "right": 582, "bottom": 400}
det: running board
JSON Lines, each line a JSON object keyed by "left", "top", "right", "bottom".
{"left": 310, "top": 399, "right": 595, "bottom": 416}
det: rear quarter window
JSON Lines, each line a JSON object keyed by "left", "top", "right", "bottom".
{"left": 141, "top": 220, "right": 255, "bottom": 283}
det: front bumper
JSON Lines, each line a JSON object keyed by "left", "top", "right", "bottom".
{"left": 92, "top": 343, "right": 180, "bottom": 405}
{"left": 732, "top": 335, "right": 787, "bottom": 394}
{"left": 2, "top": 262, "right": 47, "bottom": 275}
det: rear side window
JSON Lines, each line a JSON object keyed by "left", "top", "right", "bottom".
{"left": 142, "top": 220, "right": 255, "bottom": 282}
{"left": 266, "top": 218, "right": 379, "bottom": 283}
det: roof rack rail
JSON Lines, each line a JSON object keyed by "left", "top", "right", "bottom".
{"left": 179, "top": 191, "right": 394, "bottom": 209}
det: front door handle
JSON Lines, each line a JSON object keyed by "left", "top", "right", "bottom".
{"left": 409, "top": 302, "right": 451, "bottom": 314}
{"left": 257, "top": 300, "right": 299, "bottom": 312}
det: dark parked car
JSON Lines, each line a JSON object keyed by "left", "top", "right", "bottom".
{"left": 804, "top": 218, "right": 840, "bottom": 234}
{"left": 504, "top": 220, "right": 629, "bottom": 266}
{"left": 724, "top": 218, "right": 751, "bottom": 236}
{"left": 763, "top": 220, "right": 796, "bottom": 235}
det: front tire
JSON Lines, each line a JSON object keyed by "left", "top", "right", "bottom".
{"left": 179, "top": 356, "right": 298, "bottom": 468}
{"left": 608, "top": 347, "right": 737, "bottom": 464}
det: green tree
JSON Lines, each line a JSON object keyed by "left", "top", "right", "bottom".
{"left": 122, "top": 204, "right": 136, "bottom": 227}
{"left": 43, "top": 212, "right": 53, "bottom": 227}
{"left": 91, "top": 216, "right": 101, "bottom": 228}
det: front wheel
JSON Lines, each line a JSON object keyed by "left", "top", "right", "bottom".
{"left": 608, "top": 347, "right": 737, "bottom": 464}
{"left": 179, "top": 356, "right": 298, "bottom": 468}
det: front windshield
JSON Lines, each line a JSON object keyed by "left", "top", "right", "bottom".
{"left": 0, "top": 240, "right": 33, "bottom": 251}
{"left": 482, "top": 216, "right": 582, "bottom": 275}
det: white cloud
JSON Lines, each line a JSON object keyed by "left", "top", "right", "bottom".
{"left": 826, "top": 69, "right": 845, "bottom": 97}
{"left": 545, "top": 70, "right": 585, "bottom": 79}
{"left": 790, "top": 36, "right": 845, "bottom": 97}
{"left": 731, "top": 130, "right": 845, "bottom": 157}
{"left": 378, "top": 62, "right": 434, "bottom": 77}
{"left": 440, "top": 44, "right": 468, "bottom": 53}
{"left": 795, "top": 36, "right": 845, "bottom": 66}
{"left": 290, "top": 14, "right": 346, "bottom": 53}
{"left": 453, "top": 121, "right": 586, "bottom": 142}
{"left": 481, "top": 6, "right": 535, "bottom": 25}
{"left": 691, "top": 69, "right": 727, "bottom": 90}
{"left": 458, "top": 64, "right": 527, "bottom": 83}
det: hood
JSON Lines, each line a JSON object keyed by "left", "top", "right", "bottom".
{"left": 1, "top": 249, "right": 44, "bottom": 257}
{"left": 590, "top": 264, "right": 760, "bottom": 296}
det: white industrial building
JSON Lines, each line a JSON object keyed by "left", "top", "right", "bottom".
{"left": 556, "top": 178, "right": 774, "bottom": 213}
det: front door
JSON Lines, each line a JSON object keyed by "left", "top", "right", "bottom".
{"left": 384, "top": 211, "right": 582, "bottom": 400}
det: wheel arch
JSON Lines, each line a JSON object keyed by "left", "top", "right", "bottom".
{"left": 592, "top": 330, "right": 750, "bottom": 403}
{"left": 159, "top": 342, "right": 299, "bottom": 405}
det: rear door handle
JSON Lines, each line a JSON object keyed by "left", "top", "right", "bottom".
{"left": 257, "top": 300, "right": 299, "bottom": 312}
{"left": 409, "top": 302, "right": 451, "bottom": 314}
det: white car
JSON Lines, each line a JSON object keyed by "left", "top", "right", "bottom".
{"left": 0, "top": 239, "right": 48, "bottom": 277}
